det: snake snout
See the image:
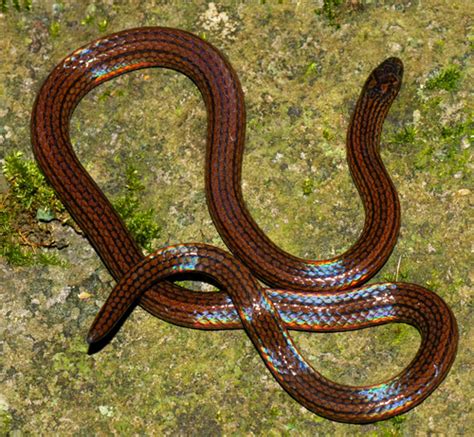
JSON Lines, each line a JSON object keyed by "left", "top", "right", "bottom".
{"left": 381, "top": 57, "right": 404, "bottom": 79}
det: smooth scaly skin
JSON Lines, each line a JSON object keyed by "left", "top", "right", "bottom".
{"left": 30, "top": 27, "right": 458, "bottom": 423}
{"left": 31, "top": 27, "right": 400, "bottom": 293}
{"left": 87, "top": 243, "right": 457, "bottom": 424}
{"left": 209, "top": 55, "right": 403, "bottom": 291}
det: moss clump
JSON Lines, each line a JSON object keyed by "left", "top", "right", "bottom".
{"left": 97, "top": 18, "right": 108, "bottom": 32}
{"left": 1, "top": 0, "right": 32, "bottom": 12}
{"left": 1, "top": 152, "right": 160, "bottom": 264}
{"left": 413, "top": 118, "right": 472, "bottom": 177}
{"left": 389, "top": 126, "right": 417, "bottom": 146}
{"left": 49, "top": 21, "right": 60, "bottom": 38}
{"left": 3, "top": 152, "right": 64, "bottom": 213}
{"left": 389, "top": 60, "right": 471, "bottom": 187}
{"left": 302, "top": 178, "right": 315, "bottom": 196}
{"left": 0, "top": 409, "right": 13, "bottom": 436}
{"left": 79, "top": 4, "right": 109, "bottom": 33}
{"left": 112, "top": 165, "right": 160, "bottom": 252}
{"left": 304, "top": 62, "right": 319, "bottom": 79}
{"left": 425, "top": 65, "right": 462, "bottom": 92}
{"left": 1, "top": 152, "right": 67, "bottom": 266}
{"left": 315, "top": 0, "right": 344, "bottom": 28}
{"left": 374, "top": 413, "right": 408, "bottom": 436}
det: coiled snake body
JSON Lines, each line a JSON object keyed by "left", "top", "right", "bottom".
{"left": 31, "top": 27, "right": 457, "bottom": 423}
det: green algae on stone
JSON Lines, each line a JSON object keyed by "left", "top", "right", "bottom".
{"left": 0, "top": 0, "right": 472, "bottom": 434}
{"left": 112, "top": 164, "right": 160, "bottom": 252}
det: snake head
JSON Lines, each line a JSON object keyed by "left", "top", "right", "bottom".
{"left": 364, "top": 57, "right": 404, "bottom": 102}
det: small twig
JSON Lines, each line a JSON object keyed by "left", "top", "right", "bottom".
{"left": 395, "top": 255, "right": 402, "bottom": 282}
{"left": 18, "top": 230, "right": 53, "bottom": 249}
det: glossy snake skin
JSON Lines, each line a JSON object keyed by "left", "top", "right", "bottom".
{"left": 31, "top": 27, "right": 457, "bottom": 423}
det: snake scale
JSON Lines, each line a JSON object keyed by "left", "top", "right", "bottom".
{"left": 31, "top": 27, "right": 457, "bottom": 423}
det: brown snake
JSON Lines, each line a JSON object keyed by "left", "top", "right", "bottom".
{"left": 31, "top": 27, "right": 458, "bottom": 423}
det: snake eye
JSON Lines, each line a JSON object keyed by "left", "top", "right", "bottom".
{"left": 367, "top": 73, "right": 400, "bottom": 99}
{"left": 366, "top": 78, "right": 386, "bottom": 98}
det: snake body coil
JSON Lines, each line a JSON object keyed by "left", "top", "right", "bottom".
{"left": 31, "top": 27, "right": 457, "bottom": 424}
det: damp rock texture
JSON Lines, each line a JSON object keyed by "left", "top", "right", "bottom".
{"left": 1, "top": 2, "right": 472, "bottom": 435}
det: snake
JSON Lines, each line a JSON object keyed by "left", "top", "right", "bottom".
{"left": 30, "top": 27, "right": 458, "bottom": 423}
